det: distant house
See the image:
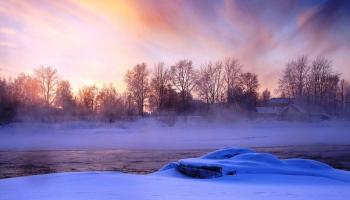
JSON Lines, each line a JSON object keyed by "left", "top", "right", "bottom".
{"left": 268, "top": 98, "right": 293, "bottom": 107}
{"left": 256, "top": 106, "right": 285, "bottom": 117}
{"left": 280, "top": 104, "right": 308, "bottom": 121}
{"left": 257, "top": 98, "right": 293, "bottom": 118}
{"left": 257, "top": 98, "right": 329, "bottom": 121}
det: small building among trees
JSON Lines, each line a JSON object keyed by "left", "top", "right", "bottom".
{"left": 257, "top": 98, "right": 292, "bottom": 118}
{"left": 257, "top": 98, "right": 330, "bottom": 121}
{"left": 280, "top": 104, "right": 308, "bottom": 121}
{"left": 257, "top": 98, "right": 308, "bottom": 120}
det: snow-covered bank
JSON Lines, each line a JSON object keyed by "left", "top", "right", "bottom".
{"left": 1, "top": 148, "right": 349, "bottom": 200}
{"left": 0, "top": 119, "right": 350, "bottom": 150}
{"left": 1, "top": 172, "right": 349, "bottom": 200}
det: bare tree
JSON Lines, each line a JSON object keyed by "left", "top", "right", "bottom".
{"left": 0, "top": 78, "right": 16, "bottom": 123}
{"left": 279, "top": 55, "right": 341, "bottom": 114}
{"left": 13, "top": 73, "right": 41, "bottom": 106}
{"left": 339, "top": 79, "right": 350, "bottom": 109}
{"left": 171, "top": 59, "right": 197, "bottom": 111}
{"left": 197, "top": 62, "right": 211, "bottom": 105}
{"left": 278, "top": 56, "right": 310, "bottom": 99}
{"left": 77, "top": 85, "right": 98, "bottom": 113}
{"left": 324, "top": 74, "right": 339, "bottom": 113}
{"left": 309, "top": 56, "right": 333, "bottom": 105}
{"left": 149, "top": 62, "right": 170, "bottom": 112}
{"left": 125, "top": 63, "right": 150, "bottom": 116}
{"left": 55, "top": 80, "right": 75, "bottom": 111}
{"left": 223, "top": 57, "right": 242, "bottom": 104}
{"left": 293, "top": 56, "right": 310, "bottom": 98}
{"left": 239, "top": 72, "right": 259, "bottom": 111}
{"left": 341, "top": 80, "right": 350, "bottom": 115}
{"left": 239, "top": 72, "right": 259, "bottom": 94}
{"left": 96, "top": 85, "right": 125, "bottom": 122}
{"left": 35, "top": 66, "right": 59, "bottom": 106}
{"left": 278, "top": 64, "right": 295, "bottom": 98}
{"left": 261, "top": 88, "right": 271, "bottom": 106}
{"left": 0, "top": 78, "right": 8, "bottom": 104}
{"left": 122, "top": 92, "right": 137, "bottom": 117}
{"left": 197, "top": 61, "right": 224, "bottom": 104}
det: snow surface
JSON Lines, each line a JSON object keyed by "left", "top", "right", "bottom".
{"left": 1, "top": 119, "right": 350, "bottom": 150}
{"left": 0, "top": 148, "right": 350, "bottom": 200}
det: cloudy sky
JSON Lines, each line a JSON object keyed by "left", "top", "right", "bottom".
{"left": 0, "top": 0, "right": 349, "bottom": 93}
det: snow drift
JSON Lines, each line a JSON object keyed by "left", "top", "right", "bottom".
{"left": 159, "top": 147, "right": 350, "bottom": 182}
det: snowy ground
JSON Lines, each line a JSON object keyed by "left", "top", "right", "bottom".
{"left": 0, "top": 171, "right": 349, "bottom": 200}
{"left": 1, "top": 119, "right": 350, "bottom": 150}
{"left": 1, "top": 148, "right": 350, "bottom": 200}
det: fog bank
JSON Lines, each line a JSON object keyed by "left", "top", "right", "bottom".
{"left": 0, "top": 118, "right": 349, "bottom": 151}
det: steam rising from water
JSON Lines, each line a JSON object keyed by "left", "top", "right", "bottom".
{"left": 0, "top": 118, "right": 349, "bottom": 150}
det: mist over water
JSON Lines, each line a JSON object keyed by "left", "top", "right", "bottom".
{"left": 1, "top": 118, "right": 349, "bottom": 151}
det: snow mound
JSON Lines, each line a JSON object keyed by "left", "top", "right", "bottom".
{"left": 159, "top": 147, "right": 350, "bottom": 182}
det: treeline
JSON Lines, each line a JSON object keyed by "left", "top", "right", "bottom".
{"left": 0, "top": 56, "right": 349, "bottom": 124}
{"left": 0, "top": 57, "right": 261, "bottom": 124}
{"left": 278, "top": 55, "right": 350, "bottom": 116}
{"left": 126, "top": 58, "right": 259, "bottom": 116}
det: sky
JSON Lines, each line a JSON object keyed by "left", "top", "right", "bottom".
{"left": 0, "top": 0, "right": 349, "bottom": 94}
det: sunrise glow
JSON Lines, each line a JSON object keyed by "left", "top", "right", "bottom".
{"left": 0, "top": 0, "right": 349, "bottom": 93}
